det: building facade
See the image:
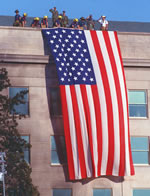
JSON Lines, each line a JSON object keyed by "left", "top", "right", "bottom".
{"left": 0, "top": 26, "right": 150, "bottom": 196}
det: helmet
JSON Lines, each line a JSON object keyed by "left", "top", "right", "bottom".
{"left": 44, "top": 16, "right": 48, "bottom": 19}
{"left": 58, "top": 15, "right": 62, "bottom": 19}
{"left": 74, "top": 18, "right": 78, "bottom": 22}
{"left": 35, "top": 17, "right": 39, "bottom": 21}
{"left": 23, "top": 13, "right": 27, "bottom": 16}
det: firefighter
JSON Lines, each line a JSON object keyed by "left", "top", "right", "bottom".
{"left": 13, "top": 9, "right": 21, "bottom": 26}
{"left": 61, "top": 11, "right": 69, "bottom": 27}
{"left": 49, "top": 7, "right": 59, "bottom": 27}
{"left": 54, "top": 15, "right": 62, "bottom": 27}
{"left": 70, "top": 18, "right": 79, "bottom": 29}
{"left": 41, "top": 16, "right": 48, "bottom": 28}
{"left": 31, "top": 17, "right": 40, "bottom": 28}
{"left": 20, "top": 13, "right": 27, "bottom": 27}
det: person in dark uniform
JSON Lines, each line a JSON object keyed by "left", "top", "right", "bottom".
{"left": 78, "top": 17, "right": 87, "bottom": 30}
{"left": 20, "top": 13, "right": 27, "bottom": 27}
{"left": 54, "top": 15, "right": 62, "bottom": 27}
{"left": 49, "top": 7, "right": 58, "bottom": 27}
{"left": 70, "top": 18, "right": 79, "bottom": 29}
{"left": 13, "top": 9, "right": 21, "bottom": 26}
{"left": 41, "top": 16, "right": 48, "bottom": 28}
{"left": 86, "top": 14, "right": 95, "bottom": 30}
{"left": 31, "top": 17, "right": 40, "bottom": 28}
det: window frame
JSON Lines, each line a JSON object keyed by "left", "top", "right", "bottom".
{"left": 49, "top": 86, "right": 62, "bottom": 117}
{"left": 131, "top": 136, "right": 150, "bottom": 166}
{"left": 93, "top": 188, "right": 112, "bottom": 196}
{"left": 21, "top": 135, "right": 30, "bottom": 164}
{"left": 9, "top": 86, "right": 30, "bottom": 116}
{"left": 133, "top": 188, "right": 150, "bottom": 196}
{"left": 50, "top": 135, "right": 67, "bottom": 166}
{"left": 52, "top": 188, "right": 72, "bottom": 196}
{"left": 128, "top": 89, "right": 148, "bottom": 119}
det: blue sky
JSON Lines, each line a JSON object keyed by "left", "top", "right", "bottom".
{"left": 1, "top": 0, "right": 150, "bottom": 22}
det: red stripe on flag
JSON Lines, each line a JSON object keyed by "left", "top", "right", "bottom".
{"left": 91, "top": 85, "right": 103, "bottom": 176}
{"left": 60, "top": 85, "right": 75, "bottom": 179}
{"left": 80, "top": 85, "right": 95, "bottom": 177}
{"left": 90, "top": 30, "right": 115, "bottom": 175}
{"left": 70, "top": 85, "right": 87, "bottom": 179}
{"left": 102, "top": 31, "right": 126, "bottom": 176}
{"left": 114, "top": 32, "right": 135, "bottom": 175}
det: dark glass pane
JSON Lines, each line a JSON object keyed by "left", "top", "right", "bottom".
{"left": 9, "top": 87, "right": 28, "bottom": 115}
{"left": 129, "top": 104, "right": 147, "bottom": 117}
{"left": 93, "top": 189, "right": 111, "bottom": 196}
{"left": 50, "top": 88, "right": 62, "bottom": 116}
{"left": 24, "top": 150, "right": 30, "bottom": 163}
{"left": 21, "top": 136, "right": 30, "bottom": 163}
{"left": 51, "top": 151, "right": 60, "bottom": 164}
{"left": 51, "top": 136, "right": 67, "bottom": 164}
{"left": 53, "top": 189, "right": 71, "bottom": 196}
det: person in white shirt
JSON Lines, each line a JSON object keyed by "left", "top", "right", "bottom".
{"left": 98, "top": 15, "right": 108, "bottom": 31}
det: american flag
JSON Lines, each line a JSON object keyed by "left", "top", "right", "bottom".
{"left": 42, "top": 28, "right": 135, "bottom": 180}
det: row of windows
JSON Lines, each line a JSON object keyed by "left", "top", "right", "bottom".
{"left": 23, "top": 136, "right": 150, "bottom": 165}
{"left": 9, "top": 87, "right": 148, "bottom": 118}
{"left": 49, "top": 189, "right": 150, "bottom": 196}
{"left": 51, "top": 136, "right": 150, "bottom": 165}
{"left": 9, "top": 188, "right": 150, "bottom": 196}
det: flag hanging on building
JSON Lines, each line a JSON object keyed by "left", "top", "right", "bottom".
{"left": 42, "top": 28, "right": 135, "bottom": 180}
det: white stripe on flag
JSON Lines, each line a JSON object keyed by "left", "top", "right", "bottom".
{"left": 75, "top": 85, "right": 93, "bottom": 177}
{"left": 84, "top": 30, "right": 108, "bottom": 175}
{"left": 85, "top": 85, "right": 98, "bottom": 177}
{"left": 108, "top": 32, "right": 131, "bottom": 175}
{"left": 96, "top": 31, "right": 120, "bottom": 175}
{"left": 65, "top": 85, "right": 81, "bottom": 179}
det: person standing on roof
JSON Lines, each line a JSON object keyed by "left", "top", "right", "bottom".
{"left": 31, "top": 17, "right": 40, "bottom": 28}
{"left": 70, "top": 18, "right": 79, "bottom": 29}
{"left": 49, "top": 7, "right": 59, "bottom": 27}
{"left": 54, "top": 15, "right": 62, "bottom": 27}
{"left": 86, "top": 15, "right": 95, "bottom": 30}
{"left": 61, "top": 11, "right": 69, "bottom": 27}
{"left": 20, "top": 13, "right": 27, "bottom": 27}
{"left": 41, "top": 16, "right": 48, "bottom": 28}
{"left": 13, "top": 9, "right": 21, "bottom": 26}
{"left": 78, "top": 17, "right": 87, "bottom": 30}
{"left": 98, "top": 15, "right": 108, "bottom": 31}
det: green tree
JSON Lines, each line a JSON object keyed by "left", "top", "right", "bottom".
{"left": 0, "top": 68, "right": 40, "bottom": 196}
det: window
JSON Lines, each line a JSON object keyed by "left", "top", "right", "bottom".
{"left": 51, "top": 136, "right": 67, "bottom": 164}
{"left": 21, "top": 136, "right": 30, "bottom": 164}
{"left": 131, "top": 137, "right": 149, "bottom": 164}
{"left": 133, "top": 189, "right": 150, "bottom": 196}
{"left": 128, "top": 90, "right": 147, "bottom": 117}
{"left": 53, "top": 189, "right": 71, "bottom": 196}
{"left": 93, "top": 189, "right": 112, "bottom": 196}
{"left": 49, "top": 88, "right": 62, "bottom": 116}
{"left": 8, "top": 190, "right": 16, "bottom": 196}
{"left": 9, "top": 87, "right": 29, "bottom": 115}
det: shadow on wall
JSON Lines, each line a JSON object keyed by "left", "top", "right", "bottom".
{"left": 42, "top": 31, "right": 125, "bottom": 184}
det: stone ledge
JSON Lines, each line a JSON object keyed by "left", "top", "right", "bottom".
{"left": 123, "top": 58, "right": 150, "bottom": 67}
{"left": 0, "top": 54, "right": 150, "bottom": 68}
{"left": 0, "top": 53, "right": 52, "bottom": 64}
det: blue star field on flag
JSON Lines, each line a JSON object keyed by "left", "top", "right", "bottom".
{"left": 43, "top": 28, "right": 96, "bottom": 85}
